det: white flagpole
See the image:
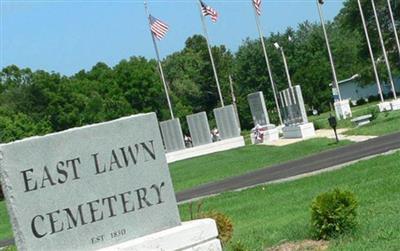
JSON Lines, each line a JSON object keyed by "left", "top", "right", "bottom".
{"left": 386, "top": 0, "right": 400, "bottom": 62}
{"left": 252, "top": 1, "right": 283, "bottom": 125}
{"left": 197, "top": 1, "right": 225, "bottom": 107}
{"left": 144, "top": 1, "right": 175, "bottom": 119}
{"left": 371, "top": 0, "right": 397, "bottom": 99}
{"left": 317, "top": 0, "right": 342, "bottom": 101}
{"left": 357, "top": 0, "right": 384, "bottom": 102}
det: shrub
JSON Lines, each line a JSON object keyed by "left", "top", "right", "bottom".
{"left": 311, "top": 188, "right": 358, "bottom": 240}
{"left": 356, "top": 98, "right": 367, "bottom": 106}
{"left": 313, "top": 119, "right": 325, "bottom": 130}
{"left": 368, "top": 106, "right": 379, "bottom": 121}
{"left": 199, "top": 211, "right": 234, "bottom": 246}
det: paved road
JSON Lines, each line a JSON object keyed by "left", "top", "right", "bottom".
{"left": 176, "top": 132, "right": 400, "bottom": 202}
{"left": 1, "top": 132, "right": 399, "bottom": 248}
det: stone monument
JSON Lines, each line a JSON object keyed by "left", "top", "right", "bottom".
{"left": 279, "top": 85, "right": 315, "bottom": 139}
{"left": 247, "top": 92, "right": 279, "bottom": 143}
{"left": 159, "top": 118, "right": 186, "bottom": 153}
{"left": 186, "top": 112, "right": 212, "bottom": 147}
{"left": 0, "top": 113, "right": 221, "bottom": 251}
{"left": 213, "top": 105, "right": 241, "bottom": 140}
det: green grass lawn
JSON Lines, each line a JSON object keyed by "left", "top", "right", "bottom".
{"left": 344, "top": 110, "right": 400, "bottom": 136}
{"left": 179, "top": 151, "right": 400, "bottom": 250}
{"left": 170, "top": 138, "right": 351, "bottom": 192}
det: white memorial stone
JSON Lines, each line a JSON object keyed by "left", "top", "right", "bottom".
{"left": 391, "top": 99, "right": 400, "bottom": 111}
{"left": 213, "top": 105, "right": 241, "bottom": 140}
{"left": 334, "top": 99, "right": 352, "bottom": 120}
{"left": 0, "top": 113, "right": 181, "bottom": 251}
{"left": 160, "top": 118, "right": 186, "bottom": 153}
{"left": 378, "top": 101, "right": 392, "bottom": 112}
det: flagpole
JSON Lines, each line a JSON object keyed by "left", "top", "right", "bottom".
{"left": 357, "top": 0, "right": 384, "bottom": 102}
{"left": 386, "top": 0, "right": 400, "bottom": 63}
{"left": 252, "top": 2, "right": 283, "bottom": 125}
{"left": 197, "top": 1, "right": 225, "bottom": 107}
{"left": 371, "top": 0, "right": 397, "bottom": 100}
{"left": 144, "top": 1, "right": 175, "bottom": 119}
{"left": 317, "top": 0, "right": 342, "bottom": 102}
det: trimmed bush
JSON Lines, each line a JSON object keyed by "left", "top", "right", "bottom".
{"left": 311, "top": 188, "right": 358, "bottom": 240}
{"left": 368, "top": 106, "right": 379, "bottom": 121}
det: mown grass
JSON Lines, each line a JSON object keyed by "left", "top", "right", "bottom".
{"left": 170, "top": 138, "right": 351, "bottom": 192}
{"left": 179, "top": 151, "right": 400, "bottom": 250}
{"left": 344, "top": 110, "right": 400, "bottom": 136}
{"left": 308, "top": 102, "right": 379, "bottom": 130}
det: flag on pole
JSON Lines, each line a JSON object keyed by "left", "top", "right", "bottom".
{"left": 200, "top": 0, "right": 218, "bottom": 22}
{"left": 253, "top": 0, "right": 262, "bottom": 15}
{"left": 149, "top": 15, "right": 169, "bottom": 40}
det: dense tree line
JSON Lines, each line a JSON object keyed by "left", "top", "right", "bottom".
{"left": 1, "top": 0, "right": 399, "bottom": 142}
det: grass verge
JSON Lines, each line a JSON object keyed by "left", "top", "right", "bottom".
{"left": 345, "top": 110, "right": 400, "bottom": 136}
{"left": 179, "top": 151, "right": 400, "bottom": 250}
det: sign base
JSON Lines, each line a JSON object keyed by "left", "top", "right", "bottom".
{"left": 166, "top": 136, "right": 245, "bottom": 163}
{"left": 378, "top": 102, "right": 392, "bottom": 112}
{"left": 390, "top": 99, "right": 400, "bottom": 111}
{"left": 250, "top": 125, "right": 279, "bottom": 144}
{"left": 283, "top": 123, "right": 316, "bottom": 139}
{"left": 97, "top": 219, "right": 222, "bottom": 251}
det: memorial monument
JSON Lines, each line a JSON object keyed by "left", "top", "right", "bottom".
{"left": 279, "top": 85, "right": 316, "bottom": 139}
{"left": 0, "top": 113, "right": 221, "bottom": 251}
{"left": 247, "top": 92, "right": 279, "bottom": 144}
{"left": 213, "top": 105, "right": 241, "bottom": 140}
{"left": 159, "top": 118, "right": 186, "bottom": 153}
{"left": 186, "top": 112, "right": 212, "bottom": 147}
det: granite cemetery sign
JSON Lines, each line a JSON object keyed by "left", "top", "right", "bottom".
{"left": 0, "top": 113, "right": 181, "bottom": 251}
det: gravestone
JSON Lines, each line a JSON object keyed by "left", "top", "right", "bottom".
{"left": 213, "top": 105, "right": 241, "bottom": 140}
{"left": 279, "top": 85, "right": 308, "bottom": 125}
{"left": 159, "top": 118, "right": 186, "bottom": 153}
{"left": 247, "top": 91, "right": 270, "bottom": 126}
{"left": 186, "top": 112, "right": 212, "bottom": 147}
{"left": 0, "top": 113, "right": 181, "bottom": 251}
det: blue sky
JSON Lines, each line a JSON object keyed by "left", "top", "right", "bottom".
{"left": 1, "top": 0, "right": 345, "bottom": 76}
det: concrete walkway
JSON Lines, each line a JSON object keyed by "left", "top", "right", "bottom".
{"left": 262, "top": 128, "right": 376, "bottom": 146}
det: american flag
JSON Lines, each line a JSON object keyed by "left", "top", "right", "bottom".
{"left": 253, "top": 0, "right": 261, "bottom": 16}
{"left": 150, "top": 15, "right": 169, "bottom": 40}
{"left": 200, "top": 0, "right": 218, "bottom": 22}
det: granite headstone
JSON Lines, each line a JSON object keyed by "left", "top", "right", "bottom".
{"left": 186, "top": 112, "right": 212, "bottom": 147}
{"left": 0, "top": 113, "right": 181, "bottom": 251}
